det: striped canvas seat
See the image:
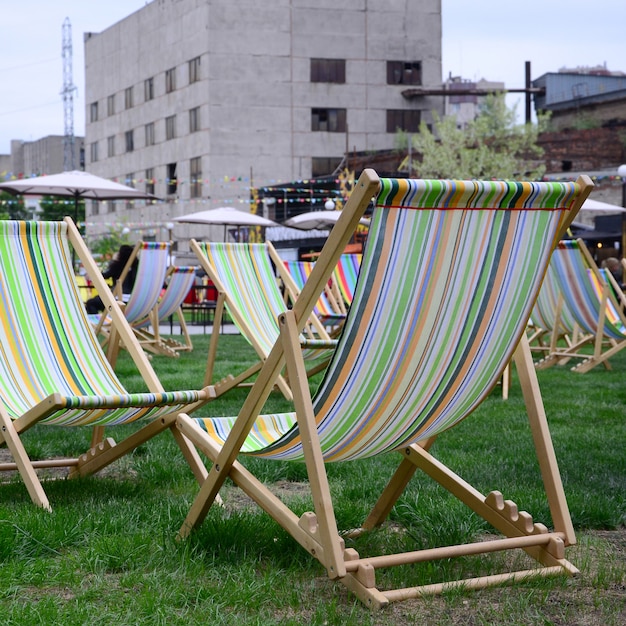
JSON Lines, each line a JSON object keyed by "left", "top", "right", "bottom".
{"left": 332, "top": 253, "right": 361, "bottom": 310}
{"left": 176, "top": 170, "right": 593, "bottom": 608}
{"left": 191, "top": 240, "right": 336, "bottom": 400}
{"left": 281, "top": 259, "right": 346, "bottom": 329}
{"left": 536, "top": 238, "right": 626, "bottom": 372}
{"left": 0, "top": 219, "right": 212, "bottom": 511}
{"left": 529, "top": 259, "right": 586, "bottom": 358}
{"left": 132, "top": 265, "right": 197, "bottom": 356}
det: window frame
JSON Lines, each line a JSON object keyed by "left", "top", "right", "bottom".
{"left": 188, "top": 56, "right": 201, "bottom": 84}
{"left": 125, "top": 130, "right": 134, "bottom": 153}
{"left": 124, "top": 86, "right": 134, "bottom": 109}
{"left": 165, "top": 115, "right": 176, "bottom": 141}
{"left": 311, "top": 108, "right": 347, "bottom": 132}
{"left": 144, "top": 77, "right": 155, "bottom": 101}
{"left": 145, "top": 122, "right": 155, "bottom": 147}
{"left": 310, "top": 58, "right": 346, "bottom": 84}
{"left": 386, "top": 109, "right": 421, "bottom": 133}
{"left": 165, "top": 67, "right": 176, "bottom": 93}
{"left": 386, "top": 61, "right": 422, "bottom": 86}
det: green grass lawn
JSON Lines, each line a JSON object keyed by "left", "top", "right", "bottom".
{"left": 0, "top": 333, "right": 624, "bottom": 625}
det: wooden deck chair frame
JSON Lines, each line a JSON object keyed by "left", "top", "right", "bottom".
{"left": 132, "top": 265, "right": 196, "bottom": 357}
{"left": 535, "top": 237, "right": 626, "bottom": 373}
{"left": 191, "top": 239, "right": 336, "bottom": 401}
{"left": 175, "top": 170, "right": 592, "bottom": 609}
{"left": 0, "top": 218, "right": 214, "bottom": 511}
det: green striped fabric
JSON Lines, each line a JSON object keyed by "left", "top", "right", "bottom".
{"left": 195, "top": 242, "right": 335, "bottom": 353}
{"left": 0, "top": 221, "right": 205, "bottom": 426}
{"left": 197, "top": 178, "right": 581, "bottom": 461}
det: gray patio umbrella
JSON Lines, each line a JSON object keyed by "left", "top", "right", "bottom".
{"left": 283, "top": 210, "right": 370, "bottom": 230}
{"left": 0, "top": 170, "right": 159, "bottom": 224}
{"left": 173, "top": 206, "right": 278, "bottom": 241}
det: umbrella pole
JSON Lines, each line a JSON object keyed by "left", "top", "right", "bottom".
{"left": 71, "top": 195, "right": 79, "bottom": 270}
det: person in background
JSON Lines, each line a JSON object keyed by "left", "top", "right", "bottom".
{"left": 85, "top": 244, "right": 138, "bottom": 314}
{"left": 601, "top": 257, "right": 625, "bottom": 289}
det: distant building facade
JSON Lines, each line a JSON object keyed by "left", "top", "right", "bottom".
{"left": 443, "top": 75, "right": 505, "bottom": 129}
{"left": 533, "top": 65, "right": 626, "bottom": 131}
{"left": 83, "top": 0, "right": 443, "bottom": 243}
{"left": 1, "top": 135, "right": 84, "bottom": 179}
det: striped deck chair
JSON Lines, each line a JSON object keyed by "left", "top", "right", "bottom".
{"left": 536, "top": 238, "right": 626, "bottom": 373}
{"left": 132, "top": 265, "right": 196, "bottom": 357}
{"left": 529, "top": 259, "right": 586, "bottom": 360}
{"left": 94, "top": 241, "right": 171, "bottom": 361}
{"left": 0, "top": 219, "right": 214, "bottom": 511}
{"left": 175, "top": 169, "right": 593, "bottom": 608}
{"left": 191, "top": 240, "right": 336, "bottom": 400}
{"left": 332, "top": 253, "right": 361, "bottom": 311}
{"left": 281, "top": 259, "right": 346, "bottom": 332}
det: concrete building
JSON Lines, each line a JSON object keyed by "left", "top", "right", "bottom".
{"left": 83, "top": 0, "right": 443, "bottom": 246}
{"left": 3, "top": 135, "right": 84, "bottom": 179}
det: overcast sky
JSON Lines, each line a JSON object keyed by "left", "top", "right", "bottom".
{"left": 0, "top": 0, "right": 623, "bottom": 159}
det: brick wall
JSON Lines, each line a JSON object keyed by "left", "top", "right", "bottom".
{"left": 538, "top": 126, "right": 626, "bottom": 173}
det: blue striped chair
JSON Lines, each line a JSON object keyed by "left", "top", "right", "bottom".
{"left": 536, "top": 238, "right": 626, "bottom": 372}
{"left": 132, "top": 265, "right": 197, "bottom": 356}
{"left": 0, "top": 219, "right": 213, "bottom": 511}
{"left": 281, "top": 259, "right": 346, "bottom": 331}
{"left": 176, "top": 169, "right": 593, "bottom": 608}
{"left": 93, "top": 241, "right": 171, "bottom": 361}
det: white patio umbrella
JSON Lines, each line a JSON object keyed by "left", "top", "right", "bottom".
{"left": 0, "top": 170, "right": 158, "bottom": 223}
{"left": 173, "top": 206, "right": 278, "bottom": 241}
{"left": 580, "top": 198, "right": 626, "bottom": 213}
{"left": 283, "top": 210, "right": 370, "bottom": 230}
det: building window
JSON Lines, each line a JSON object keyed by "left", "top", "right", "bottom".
{"left": 165, "top": 115, "right": 176, "bottom": 140}
{"left": 145, "top": 168, "right": 155, "bottom": 196}
{"left": 107, "top": 135, "right": 115, "bottom": 157}
{"left": 144, "top": 77, "right": 154, "bottom": 101}
{"left": 145, "top": 122, "right": 155, "bottom": 146}
{"left": 125, "top": 130, "right": 134, "bottom": 152}
{"left": 166, "top": 163, "right": 177, "bottom": 195}
{"left": 107, "top": 94, "right": 115, "bottom": 116}
{"left": 124, "top": 86, "right": 134, "bottom": 109}
{"left": 165, "top": 67, "right": 176, "bottom": 93}
{"left": 90, "top": 101, "right": 98, "bottom": 122}
{"left": 90, "top": 141, "right": 98, "bottom": 163}
{"left": 310, "top": 58, "right": 346, "bottom": 83}
{"left": 387, "top": 61, "right": 422, "bottom": 85}
{"left": 311, "top": 108, "right": 347, "bottom": 132}
{"left": 312, "top": 157, "right": 342, "bottom": 177}
{"left": 189, "top": 107, "right": 200, "bottom": 133}
{"left": 190, "top": 157, "right": 202, "bottom": 198}
{"left": 189, "top": 56, "right": 201, "bottom": 84}
{"left": 386, "top": 109, "right": 421, "bottom": 133}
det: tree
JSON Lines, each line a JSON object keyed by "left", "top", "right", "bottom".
{"left": 402, "top": 93, "right": 550, "bottom": 181}
{"left": 38, "top": 195, "right": 86, "bottom": 223}
{"left": 0, "top": 191, "right": 29, "bottom": 220}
